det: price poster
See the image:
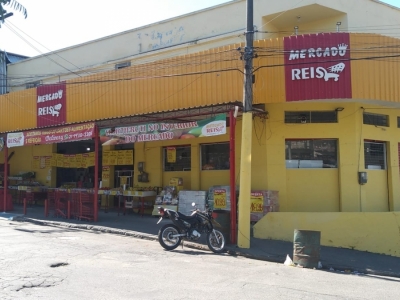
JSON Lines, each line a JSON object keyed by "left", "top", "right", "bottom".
{"left": 69, "top": 154, "right": 77, "bottom": 168}
{"left": 124, "top": 150, "right": 133, "bottom": 165}
{"left": 75, "top": 154, "right": 83, "bottom": 168}
{"left": 56, "top": 153, "right": 64, "bottom": 167}
{"left": 109, "top": 151, "right": 117, "bottom": 165}
{"left": 40, "top": 156, "right": 46, "bottom": 169}
{"left": 81, "top": 154, "right": 89, "bottom": 168}
{"left": 250, "top": 192, "right": 263, "bottom": 213}
{"left": 167, "top": 147, "right": 176, "bottom": 163}
{"left": 102, "top": 150, "right": 110, "bottom": 165}
{"left": 32, "top": 156, "right": 40, "bottom": 169}
{"left": 117, "top": 151, "right": 125, "bottom": 165}
{"left": 88, "top": 152, "right": 95, "bottom": 167}
{"left": 102, "top": 166, "right": 110, "bottom": 185}
{"left": 213, "top": 189, "right": 227, "bottom": 209}
{"left": 44, "top": 156, "right": 52, "bottom": 168}
{"left": 63, "top": 155, "right": 70, "bottom": 168}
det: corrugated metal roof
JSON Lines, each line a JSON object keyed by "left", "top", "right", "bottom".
{"left": 5, "top": 51, "right": 29, "bottom": 64}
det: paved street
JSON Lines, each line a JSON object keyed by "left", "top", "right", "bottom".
{"left": 1, "top": 219, "right": 399, "bottom": 300}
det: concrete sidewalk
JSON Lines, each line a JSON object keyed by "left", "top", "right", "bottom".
{"left": 2, "top": 205, "right": 400, "bottom": 279}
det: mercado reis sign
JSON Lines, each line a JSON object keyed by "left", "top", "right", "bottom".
{"left": 6, "top": 123, "right": 95, "bottom": 148}
{"left": 284, "top": 33, "right": 352, "bottom": 101}
{"left": 99, "top": 114, "right": 226, "bottom": 145}
{"left": 37, "top": 83, "right": 67, "bottom": 127}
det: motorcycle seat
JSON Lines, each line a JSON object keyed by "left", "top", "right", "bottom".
{"left": 177, "top": 211, "right": 197, "bottom": 221}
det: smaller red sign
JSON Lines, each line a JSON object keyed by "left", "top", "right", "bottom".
{"left": 37, "top": 83, "right": 67, "bottom": 127}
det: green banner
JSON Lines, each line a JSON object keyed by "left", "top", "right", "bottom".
{"left": 99, "top": 114, "right": 226, "bottom": 145}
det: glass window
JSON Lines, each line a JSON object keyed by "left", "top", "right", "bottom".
{"left": 285, "top": 139, "right": 337, "bottom": 168}
{"left": 163, "top": 146, "right": 191, "bottom": 171}
{"left": 201, "top": 143, "right": 230, "bottom": 170}
{"left": 364, "top": 141, "right": 386, "bottom": 170}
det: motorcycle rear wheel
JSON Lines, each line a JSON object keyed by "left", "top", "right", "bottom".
{"left": 207, "top": 229, "right": 226, "bottom": 253}
{"left": 158, "top": 224, "right": 182, "bottom": 251}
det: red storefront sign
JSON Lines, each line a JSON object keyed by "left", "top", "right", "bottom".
{"left": 6, "top": 123, "right": 95, "bottom": 148}
{"left": 284, "top": 33, "right": 352, "bottom": 101}
{"left": 37, "top": 83, "right": 67, "bottom": 127}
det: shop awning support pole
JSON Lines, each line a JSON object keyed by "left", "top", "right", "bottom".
{"left": 94, "top": 126, "right": 99, "bottom": 222}
{"left": 229, "top": 110, "right": 237, "bottom": 244}
{"left": 3, "top": 144, "right": 8, "bottom": 212}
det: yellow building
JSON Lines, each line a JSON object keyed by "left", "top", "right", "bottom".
{"left": 1, "top": 0, "right": 400, "bottom": 256}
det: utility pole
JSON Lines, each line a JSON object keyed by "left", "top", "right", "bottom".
{"left": 238, "top": 0, "right": 254, "bottom": 249}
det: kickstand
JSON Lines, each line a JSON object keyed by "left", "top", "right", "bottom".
{"left": 181, "top": 241, "right": 184, "bottom": 249}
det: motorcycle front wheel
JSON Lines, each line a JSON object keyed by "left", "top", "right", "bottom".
{"left": 206, "top": 229, "right": 226, "bottom": 253}
{"left": 158, "top": 224, "right": 182, "bottom": 251}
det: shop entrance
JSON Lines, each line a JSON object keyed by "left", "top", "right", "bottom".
{"left": 56, "top": 140, "right": 100, "bottom": 189}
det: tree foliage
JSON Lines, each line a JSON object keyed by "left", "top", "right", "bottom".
{"left": 0, "top": 0, "right": 28, "bottom": 25}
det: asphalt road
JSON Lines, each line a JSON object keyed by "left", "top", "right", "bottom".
{"left": 1, "top": 220, "right": 399, "bottom": 300}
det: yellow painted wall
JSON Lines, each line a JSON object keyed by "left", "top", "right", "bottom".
{"left": 7, "top": 144, "right": 56, "bottom": 187}
{"left": 260, "top": 102, "right": 400, "bottom": 213}
{"left": 286, "top": 170, "right": 339, "bottom": 212}
{"left": 363, "top": 171, "right": 389, "bottom": 211}
{"left": 133, "top": 133, "right": 232, "bottom": 191}
{"left": 263, "top": 102, "right": 361, "bottom": 212}
{"left": 253, "top": 212, "right": 400, "bottom": 257}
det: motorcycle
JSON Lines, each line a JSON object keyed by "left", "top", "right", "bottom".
{"left": 156, "top": 203, "right": 226, "bottom": 253}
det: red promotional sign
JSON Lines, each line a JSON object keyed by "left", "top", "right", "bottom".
{"left": 37, "top": 83, "right": 67, "bottom": 127}
{"left": 284, "top": 33, "right": 352, "bottom": 101}
{"left": 6, "top": 123, "right": 95, "bottom": 148}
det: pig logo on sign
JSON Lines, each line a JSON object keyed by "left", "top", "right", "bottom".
{"left": 52, "top": 104, "right": 62, "bottom": 117}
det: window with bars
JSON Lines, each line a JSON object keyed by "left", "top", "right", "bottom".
{"left": 363, "top": 113, "right": 388, "bottom": 127}
{"left": 285, "top": 111, "right": 337, "bottom": 123}
{"left": 163, "top": 146, "right": 191, "bottom": 171}
{"left": 364, "top": 141, "right": 386, "bottom": 170}
{"left": 285, "top": 139, "right": 338, "bottom": 168}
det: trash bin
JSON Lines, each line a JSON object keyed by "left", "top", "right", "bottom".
{"left": 212, "top": 210, "right": 230, "bottom": 243}
{"left": 293, "top": 229, "right": 321, "bottom": 268}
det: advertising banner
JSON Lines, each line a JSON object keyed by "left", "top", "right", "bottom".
{"left": 284, "top": 33, "right": 352, "bottom": 101}
{"left": 99, "top": 114, "right": 226, "bottom": 145}
{"left": 7, "top": 123, "right": 95, "bottom": 148}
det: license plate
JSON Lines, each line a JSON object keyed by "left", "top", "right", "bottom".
{"left": 156, "top": 217, "right": 163, "bottom": 224}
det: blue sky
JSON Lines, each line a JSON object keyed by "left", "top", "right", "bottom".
{"left": 1, "top": 0, "right": 400, "bottom": 57}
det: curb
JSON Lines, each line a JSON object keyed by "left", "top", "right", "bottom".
{"left": 11, "top": 216, "right": 400, "bottom": 279}
{"left": 15, "top": 216, "right": 212, "bottom": 253}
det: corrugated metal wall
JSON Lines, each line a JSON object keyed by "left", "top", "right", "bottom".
{"left": 351, "top": 34, "right": 400, "bottom": 101}
{"left": 66, "top": 44, "right": 244, "bottom": 123}
{"left": 0, "top": 88, "right": 36, "bottom": 132}
{"left": 253, "top": 38, "right": 286, "bottom": 104}
{"left": 1, "top": 34, "right": 400, "bottom": 132}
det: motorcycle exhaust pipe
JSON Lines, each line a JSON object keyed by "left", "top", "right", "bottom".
{"left": 171, "top": 233, "right": 187, "bottom": 238}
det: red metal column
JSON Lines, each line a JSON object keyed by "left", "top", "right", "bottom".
{"left": 3, "top": 143, "right": 8, "bottom": 212}
{"left": 229, "top": 110, "right": 237, "bottom": 244}
{"left": 94, "top": 125, "right": 99, "bottom": 222}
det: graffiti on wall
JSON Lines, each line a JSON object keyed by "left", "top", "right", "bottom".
{"left": 137, "top": 26, "right": 185, "bottom": 51}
